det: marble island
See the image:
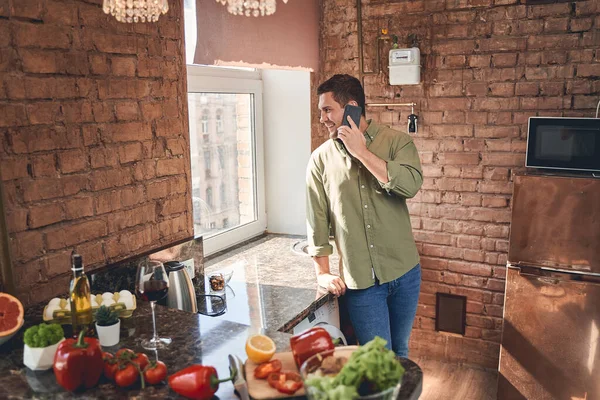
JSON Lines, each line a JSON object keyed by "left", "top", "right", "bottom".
{"left": 0, "top": 301, "right": 294, "bottom": 399}
{"left": 0, "top": 302, "right": 422, "bottom": 399}
{"left": 0, "top": 235, "right": 423, "bottom": 399}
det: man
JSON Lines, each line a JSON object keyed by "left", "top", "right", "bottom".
{"left": 306, "top": 74, "right": 423, "bottom": 357}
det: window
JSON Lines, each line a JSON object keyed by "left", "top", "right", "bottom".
{"left": 201, "top": 110, "right": 209, "bottom": 133}
{"left": 206, "top": 187, "right": 213, "bottom": 208}
{"left": 216, "top": 110, "right": 224, "bottom": 133}
{"left": 204, "top": 150, "right": 211, "bottom": 170}
{"left": 187, "top": 65, "right": 266, "bottom": 256}
{"left": 220, "top": 183, "right": 226, "bottom": 207}
{"left": 218, "top": 146, "right": 225, "bottom": 169}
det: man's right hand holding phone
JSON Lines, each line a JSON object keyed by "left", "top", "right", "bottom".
{"left": 337, "top": 116, "right": 367, "bottom": 159}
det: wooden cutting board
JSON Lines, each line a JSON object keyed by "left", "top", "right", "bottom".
{"left": 244, "top": 351, "right": 306, "bottom": 399}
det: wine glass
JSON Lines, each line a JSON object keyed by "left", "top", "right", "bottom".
{"left": 136, "top": 260, "right": 172, "bottom": 350}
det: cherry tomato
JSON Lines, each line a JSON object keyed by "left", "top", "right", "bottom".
{"left": 132, "top": 353, "right": 150, "bottom": 371}
{"left": 116, "top": 348, "right": 135, "bottom": 359}
{"left": 267, "top": 372, "right": 303, "bottom": 395}
{"left": 143, "top": 361, "right": 167, "bottom": 385}
{"left": 254, "top": 359, "right": 282, "bottom": 379}
{"left": 115, "top": 363, "right": 139, "bottom": 388}
{"left": 102, "top": 352, "right": 119, "bottom": 381}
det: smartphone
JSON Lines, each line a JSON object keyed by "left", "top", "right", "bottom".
{"left": 341, "top": 104, "right": 362, "bottom": 128}
{"left": 337, "top": 104, "right": 363, "bottom": 152}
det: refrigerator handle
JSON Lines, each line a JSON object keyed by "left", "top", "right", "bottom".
{"left": 514, "top": 264, "right": 600, "bottom": 285}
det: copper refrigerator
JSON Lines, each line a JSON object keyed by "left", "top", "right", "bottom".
{"left": 498, "top": 174, "right": 600, "bottom": 400}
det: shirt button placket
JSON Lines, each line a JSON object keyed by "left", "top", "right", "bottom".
{"left": 363, "top": 203, "right": 374, "bottom": 258}
{"left": 357, "top": 165, "right": 374, "bottom": 263}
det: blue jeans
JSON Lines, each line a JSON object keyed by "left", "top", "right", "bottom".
{"left": 344, "top": 264, "right": 421, "bottom": 357}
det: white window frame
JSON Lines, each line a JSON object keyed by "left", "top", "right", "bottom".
{"left": 187, "top": 65, "right": 267, "bottom": 256}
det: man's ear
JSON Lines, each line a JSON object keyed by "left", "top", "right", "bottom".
{"left": 347, "top": 100, "right": 359, "bottom": 107}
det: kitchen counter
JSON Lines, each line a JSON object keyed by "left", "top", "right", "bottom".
{"left": 0, "top": 235, "right": 423, "bottom": 398}
{"left": 0, "top": 301, "right": 423, "bottom": 399}
{"left": 0, "top": 301, "right": 291, "bottom": 399}
{"left": 200, "top": 235, "right": 341, "bottom": 332}
{"left": 89, "top": 234, "right": 339, "bottom": 334}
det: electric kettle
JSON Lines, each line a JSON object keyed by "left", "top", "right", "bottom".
{"left": 162, "top": 261, "right": 198, "bottom": 313}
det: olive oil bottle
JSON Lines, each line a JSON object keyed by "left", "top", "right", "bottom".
{"left": 69, "top": 253, "right": 93, "bottom": 337}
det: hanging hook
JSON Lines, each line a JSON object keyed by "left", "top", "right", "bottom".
{"left": 407, "top": 104, "right": 418, "bottom": 134}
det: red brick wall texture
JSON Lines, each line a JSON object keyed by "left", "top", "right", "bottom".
{"left": 317, "top": 0, "right": 600, "bottom": 368}
{"left": 0, "top": 0, "right": 193, "bottom": 304}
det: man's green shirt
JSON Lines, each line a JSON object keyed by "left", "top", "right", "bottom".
{"left": 306, "top": 120, "right": 423, "bottom": 289}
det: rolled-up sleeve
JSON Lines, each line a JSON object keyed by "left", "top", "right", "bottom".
{"left": 378, "top": 138, "right": 423, "bottom": 199}
{"left": 306, "top": 155, "right": 333, "bottom": 257}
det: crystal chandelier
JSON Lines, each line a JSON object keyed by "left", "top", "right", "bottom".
{"left": 216, "top": 0, "right": 289, "bottom": 17}
{"left": 103, "top": 0, "right": 169, "bottom": 23}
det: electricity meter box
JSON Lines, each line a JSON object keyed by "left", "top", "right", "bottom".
{"left": 388, "top": 47, "right": 420, "bottom": 85}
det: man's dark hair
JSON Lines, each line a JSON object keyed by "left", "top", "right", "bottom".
{"left": 317, "top": 74, "right": 366, "bottom": 117}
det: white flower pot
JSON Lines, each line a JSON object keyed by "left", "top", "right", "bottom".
{"left": 23, "top": 338, "right": 65, "bottom": 371}
{"left": 95, "top": 319, "right": 121, "bottom": 347}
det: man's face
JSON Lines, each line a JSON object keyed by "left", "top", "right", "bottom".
{"left": 318, "top": 92, "right": 345, "bottom": 139}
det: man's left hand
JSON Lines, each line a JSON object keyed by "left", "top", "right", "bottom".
{"left": 337, "top": 116, "right": 367, "bottom": 159}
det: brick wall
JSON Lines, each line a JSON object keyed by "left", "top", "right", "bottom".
{"left": 0, "top": 0, "right": 193, "bottom": 305}
{"left": 318, "top": 0, "right": 600, "bottom": 368}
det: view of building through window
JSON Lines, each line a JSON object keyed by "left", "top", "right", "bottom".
{"left": 188, "top": 93, "right": 257, "bottom": 238}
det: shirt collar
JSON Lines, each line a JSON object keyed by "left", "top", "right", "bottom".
{"left": 365, "top": 120, "right": 381, "bottom": 142}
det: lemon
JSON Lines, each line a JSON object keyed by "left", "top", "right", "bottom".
{"left": 245, "top": 334, "right": 276, "bottom": 364}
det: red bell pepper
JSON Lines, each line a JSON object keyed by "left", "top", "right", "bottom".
{"left": 53, "top": 331, "right": 104, "bottom": 392}
{"left": 290, "top": 326, "right": 335, "bottom": 368}
{"left": 168, "top": 364, "right": 235, "bottom": 400}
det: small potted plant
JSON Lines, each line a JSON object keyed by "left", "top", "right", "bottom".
{"left": 23, "top": 323, "right": 65, "bottom": 370}
{"left": 95, "top": 305, "right": 120, "bottom": 347}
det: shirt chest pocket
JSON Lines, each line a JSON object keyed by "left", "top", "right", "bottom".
{"left": 325, "top": 158, "right": 352, "bottom": 182}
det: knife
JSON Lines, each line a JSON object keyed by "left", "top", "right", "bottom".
{"left": 229, "top": 354, "right": 249, "bottom": 400}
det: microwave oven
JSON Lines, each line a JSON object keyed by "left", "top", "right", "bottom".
{"left": 526, "top": 117, "right": 600, "bottom": 173}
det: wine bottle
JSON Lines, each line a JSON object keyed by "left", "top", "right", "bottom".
{"left": 69, "top": 253, "right": 93, "bottom": 337}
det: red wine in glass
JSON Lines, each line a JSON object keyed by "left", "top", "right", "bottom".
{"left": 138, "top": 280, "right": 169, "bottom": 302}
{"left": 135, "top": 260, "right": 172, "bottom": 350}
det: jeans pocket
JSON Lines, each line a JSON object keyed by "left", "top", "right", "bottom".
{"left": 390, "top": 263, "right": 421, "bottom": 294}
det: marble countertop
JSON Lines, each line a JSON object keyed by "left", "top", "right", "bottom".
{"left": 200, "top": 235, "right": 340, "bottom": 332}
{"left": 0, "top": 301, "right": 292, "bottom": 399}
{"left": 88, "top": 234, "right": 340, "bottom": 334}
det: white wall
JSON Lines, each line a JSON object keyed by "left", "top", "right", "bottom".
{"left": 183, "top": 0, "right": 197, "bottom": 65}
{"left": 262, "top": 70, "right": 311, "bottom": 235}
